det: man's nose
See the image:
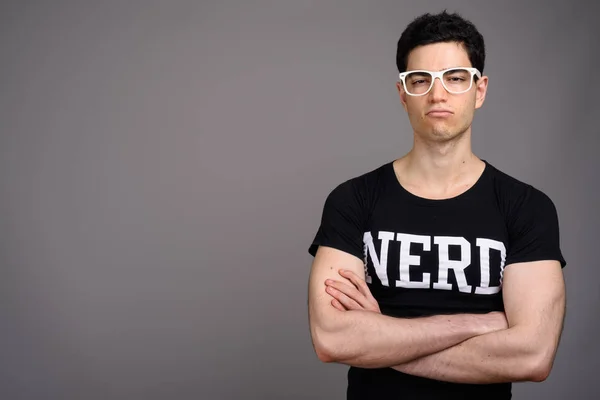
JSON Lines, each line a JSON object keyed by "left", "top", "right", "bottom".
{"left": 429, "top": 77, "right": 447, "bottom": 101}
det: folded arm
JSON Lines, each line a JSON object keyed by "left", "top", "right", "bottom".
{"left": 392, "top": 260, "right": 566, "bottom": 383}
{"left": 308, "top": 246, "right": 506, "bottom": 368}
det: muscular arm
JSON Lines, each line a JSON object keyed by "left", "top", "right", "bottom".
{"left": 308, "top": 246, "right": 504, "bottom": 368}
{"left": 391, "top": 260, "right": 566, "bottom": 383}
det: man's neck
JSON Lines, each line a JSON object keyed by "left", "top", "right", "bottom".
{"left": 394, "top": 130, "right": 485, "bottom": 197}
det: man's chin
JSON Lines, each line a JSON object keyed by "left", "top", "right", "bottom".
{"left": 420, "top": 128, "right": 463, "bottom": 142}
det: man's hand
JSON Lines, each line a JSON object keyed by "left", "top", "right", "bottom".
{"left": 325, "top": 269, "right": 509, "bottom": 333}
{"left": 310, "top": 247, "right": 512, "bottom": 368}
{"left": 325, "top": 269, "right": 381, "bottom": 313}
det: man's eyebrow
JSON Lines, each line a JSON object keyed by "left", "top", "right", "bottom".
{"left": 407, "top": 67, "right": 461, "bottom": 72}
{"left": 438, "top": 66, "right": 463, "bottom": 71}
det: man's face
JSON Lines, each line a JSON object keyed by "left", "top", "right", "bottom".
{"left": 396, "top": 41, "right": 488, "bottom": 142}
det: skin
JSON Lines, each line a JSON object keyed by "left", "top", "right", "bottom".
{"left": 398, "top": 42, "right": 487, "bottom": 144}
{"left": 325, "top": 262, "right": 565, "bottom": 383}
{"left": 394, "top": 41, "right": 489, "bottom": 200}
{"left": 307, "top": 42, "right": 509, "bottom": 371}
{"left": 308, "top": 246, "right": 509, "bottom": 369}
{"left": 317, "top": 41, "right": 566, "bottom": 383}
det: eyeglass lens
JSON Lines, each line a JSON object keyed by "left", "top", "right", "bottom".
{"left": 405, "top": 69, "right": 473, "bottom": 95}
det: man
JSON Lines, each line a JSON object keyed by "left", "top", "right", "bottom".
{"left": 306, "top": 10, "right": 566, "bottom": 400}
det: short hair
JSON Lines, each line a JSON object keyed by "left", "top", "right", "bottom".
{"left": 396, "top": 10, "right": 486, "bottom": 74}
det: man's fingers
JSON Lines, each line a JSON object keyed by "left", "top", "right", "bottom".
{"left": 326, "top": 285, "right": 362, "bottom": 310}
{"left": 331, "top": 298, "right": 346, "bottom": 311}
{"left": 336, "top": 270, "right": 381, "bottom": 314}
{"left": 325, "top": 278, "right": 381, "bottom": 314}
{"left": 326, "top": 279, "right": 364, "bottom": 304}
{"left": 340, "top": 269, "right": 373, "bottom": 299}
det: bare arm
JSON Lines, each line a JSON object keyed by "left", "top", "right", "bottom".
{"left": 391, "top": 260, "right": 566, "bottom": 383}
{"left": 308, "top": 246, "right": 505, "bottom": 368}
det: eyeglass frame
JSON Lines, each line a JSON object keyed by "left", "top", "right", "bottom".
{"left": 398, "top": 67, "right": 482, "bottom": 96}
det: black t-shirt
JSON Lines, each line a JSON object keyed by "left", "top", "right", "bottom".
{"left": 308, "top": 159, "right": 566, "bottom": 400}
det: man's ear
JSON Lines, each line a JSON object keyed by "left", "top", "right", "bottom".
{"left": 396, "top": 81, "right": 408, "bottom": 111}
{"left": 474, "top": 75, "right": 488, "bottom": 109}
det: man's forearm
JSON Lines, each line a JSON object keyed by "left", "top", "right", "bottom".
{"left": 316, "top": 310, "right": 499, "bottom": 368}
{"left": 391, "top": 325, "right": 544, "bottom": 383}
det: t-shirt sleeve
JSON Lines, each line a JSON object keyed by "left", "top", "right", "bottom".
{"left": 307, "top": 180, "right": 366, "bottom": 262}
{"left": 504, "top": 186, "right": 567, "bottom": 268}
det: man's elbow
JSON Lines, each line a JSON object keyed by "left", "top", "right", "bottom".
{"left": 314, "top": 344, "right": 337, "bottom": 363}
{"left": 311, "top": 326, "right": 348, "bottom": 364}
{"left": 522, "top": 349, "right": 555, "bottom": 382}
{"left": 528, "top": 356, "right": 554, "bottom": 382}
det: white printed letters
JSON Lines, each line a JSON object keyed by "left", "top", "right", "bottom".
{"left": 364, "top": 231, "right": 506, "bottom": 294}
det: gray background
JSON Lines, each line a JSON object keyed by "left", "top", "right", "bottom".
{"left": 1, "top": 1, "right": 598, "bottom": 399}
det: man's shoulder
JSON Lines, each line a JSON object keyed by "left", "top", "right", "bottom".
{"left": 485, "top": 161, "right": 556, "bottom": 214}
{"left": 320, "top": 161, "right": 392, "bottom": 215}
{"left": 486, "top": 161, "right": 532, "bottom": 191}
{"left": 330, "top": 161, "right": 391, "bottom": 195}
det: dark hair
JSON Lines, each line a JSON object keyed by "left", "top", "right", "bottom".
{"left": 396, "top": 11, "right": 485, "bottom": 73}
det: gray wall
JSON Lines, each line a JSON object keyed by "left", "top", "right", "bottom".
{"left": 1, "top": 1, "right": 598, "bottom": 399}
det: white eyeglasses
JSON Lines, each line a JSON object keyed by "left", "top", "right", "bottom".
{"left": 398, "top": 67, "right": 482, "bottom": 96}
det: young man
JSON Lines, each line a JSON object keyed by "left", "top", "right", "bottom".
{"left": 307, "top": 11, "right": 566, "bottom": 400}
